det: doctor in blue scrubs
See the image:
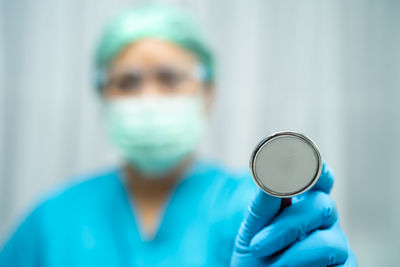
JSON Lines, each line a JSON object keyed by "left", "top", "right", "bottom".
{"left": 0, "top": 4, "right": 357, "bottom": 267}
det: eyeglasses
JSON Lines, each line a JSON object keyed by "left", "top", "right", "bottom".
{"left": 104, "top": 65, "right": 205, "bottom": 94}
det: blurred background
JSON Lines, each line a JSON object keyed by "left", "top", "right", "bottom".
{"left": 1, "top": 0, "right": 399, "bottom": 266}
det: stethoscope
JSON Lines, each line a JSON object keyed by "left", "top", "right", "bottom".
{"left": 249, "top": 131, "right": 322, "bottom": 209}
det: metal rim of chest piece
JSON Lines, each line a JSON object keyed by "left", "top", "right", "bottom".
{"left": 249, "top": 131, "right": 322, "bottom": 198}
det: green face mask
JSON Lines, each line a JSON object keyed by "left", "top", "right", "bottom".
{"left": 105, "top": 94, "right": 206, "bottom": 177}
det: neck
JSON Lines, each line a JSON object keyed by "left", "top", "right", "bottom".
{"left": 123, "top": 156, "right": 195, "bottom": 238}
{"left": 124, "top": 155, "right": 194, "bottom": 197}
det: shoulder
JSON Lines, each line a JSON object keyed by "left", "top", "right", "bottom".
{"left": 198, "top": 159, "right": 256, "bottom": 196}
{"left": 6, "top": 168, "right": 122, "bottom": 238}
{"left": 0, "top": 168, "right": 122, "bottom": 262}
{"left": 193, "top": 159, "right": 255, "bottom": 188}
{"left": 195, "top": 160, "right": 257, "bottom": 248}
{"left": 194, "top": 159, "right": 257, "bottom": 215}
{"left": 37, "top": 168, "right": 121, "bottom": 211}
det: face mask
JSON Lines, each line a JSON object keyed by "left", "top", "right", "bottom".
{"left": 105, "top": 94, "right": 206, "bottom": 177}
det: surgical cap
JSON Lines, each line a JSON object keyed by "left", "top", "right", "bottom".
{"left": 94, "top": 4, "right": 215, "bottom": 89}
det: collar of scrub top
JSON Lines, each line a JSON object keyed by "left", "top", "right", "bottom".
{"left": 117, "top": 158, "right": 206, "bottom": 239}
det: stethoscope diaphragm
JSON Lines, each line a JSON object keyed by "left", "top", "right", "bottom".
{"left": 249, "top": 131, "right": 322, "bottom": 198}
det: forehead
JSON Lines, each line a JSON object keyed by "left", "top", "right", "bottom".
{"left": 111, "top": 39, "right": 198, "bottom": 69}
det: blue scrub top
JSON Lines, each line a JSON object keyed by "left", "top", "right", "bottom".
{"left": 0, "top": 160, "right": 257, "bottom": 266}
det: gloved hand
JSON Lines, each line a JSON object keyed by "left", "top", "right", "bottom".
{"left": 231, "top": 164, "right": 357, "bottom": 267}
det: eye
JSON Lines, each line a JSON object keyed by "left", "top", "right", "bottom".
{"left": 115, "top": 73, "right": 143, "bottom": 91}
{"left": 157, "top": 68, "right": 184, "bottom": 88}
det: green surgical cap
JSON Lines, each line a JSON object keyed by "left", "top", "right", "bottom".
{"left": 94, "top": 4, "right": 215, "bottom": 89}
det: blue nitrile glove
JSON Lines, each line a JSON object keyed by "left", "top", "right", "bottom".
{"left": 231, "top": 164, "right": 357, "bottom": 267}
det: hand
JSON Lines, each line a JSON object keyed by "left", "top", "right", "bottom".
{"left": 230, "top": 163, "right": 357, "bottom": 266}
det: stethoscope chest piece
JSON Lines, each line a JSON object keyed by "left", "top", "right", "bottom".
{"left": 250, "top": 131, "right": 322, "bottom": 198}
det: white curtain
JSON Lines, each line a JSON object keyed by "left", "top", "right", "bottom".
{"left": 1, "top": 0, "right": 399, "bottom": 266}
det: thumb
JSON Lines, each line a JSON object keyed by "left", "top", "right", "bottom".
{"left": 235, "top": 188, "right": 281, "bottom": 249}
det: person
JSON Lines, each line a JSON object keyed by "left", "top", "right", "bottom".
{"left": 0, "top": 4, "right": 357, "bottom": 266}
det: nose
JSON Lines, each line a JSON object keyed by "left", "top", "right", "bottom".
{"left": 139, "top": 82, "right": 164, "bottom": 97}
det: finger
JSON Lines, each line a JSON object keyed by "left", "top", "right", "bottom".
{"left": 234, "top": 188, "right": 281, "bottom": 249}
{"left": 334, "top": 249, "right": 358, "bottom": 267}
{"left": 250, "top": 191, "right": 337, "bottom": 257}
{"left": 311, "top": 162, "right": 334, "bottom": 193}
{"left": 268, "top": 223, "right": 349, "bottom": 267}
